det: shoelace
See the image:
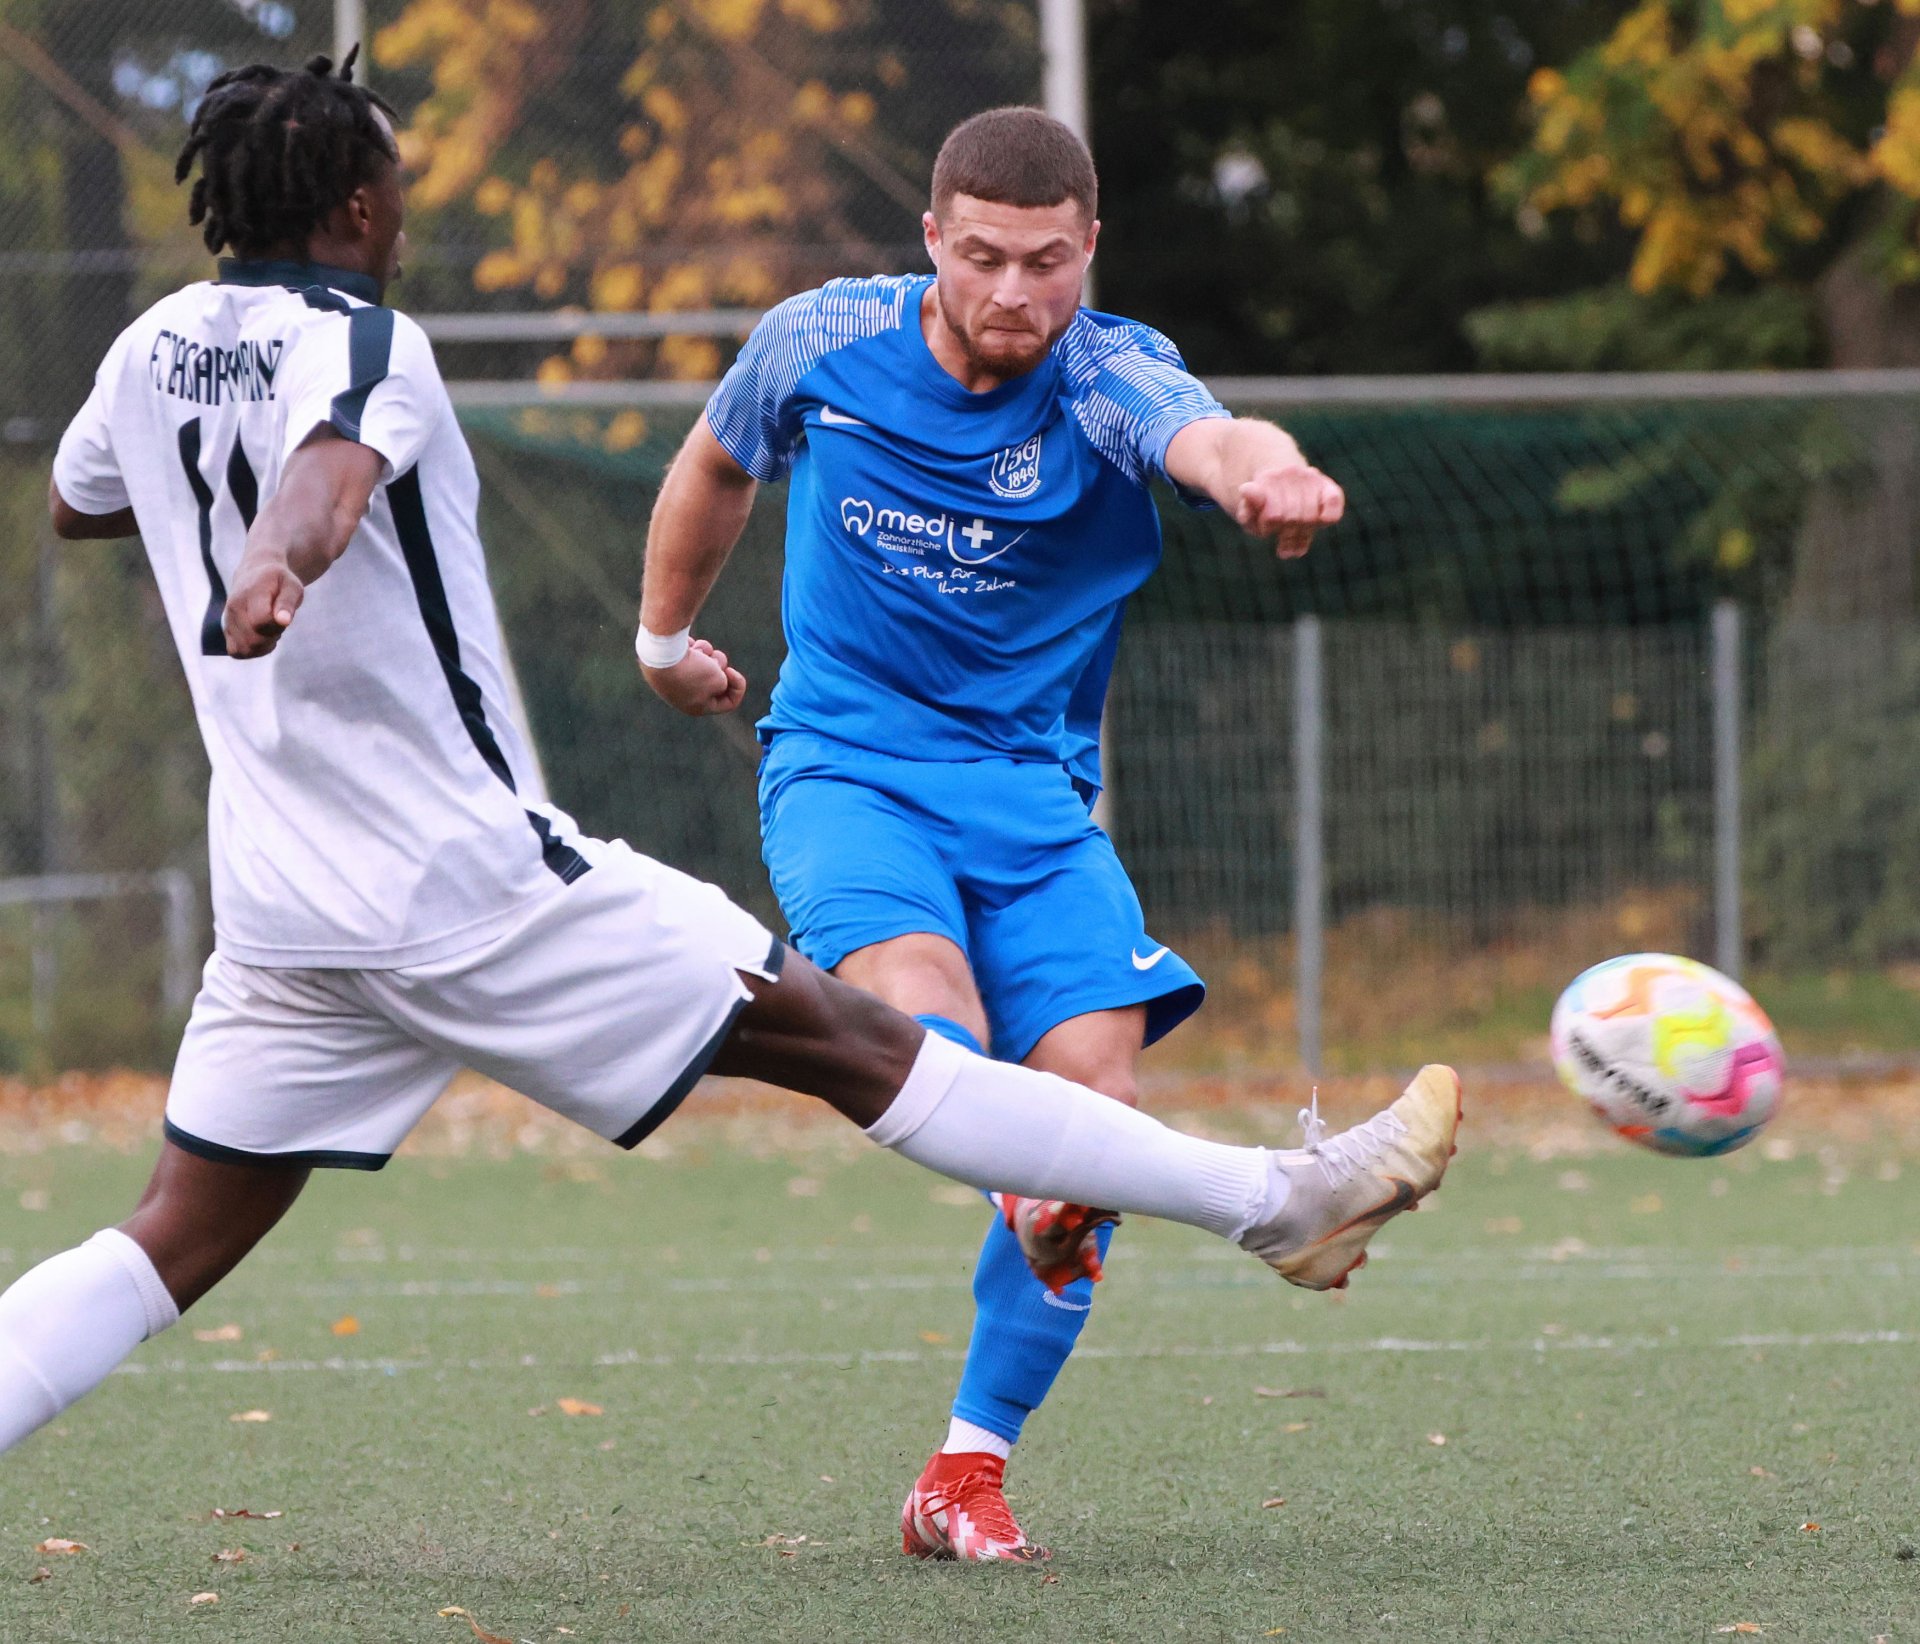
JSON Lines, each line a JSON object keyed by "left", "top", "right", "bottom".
{"left": 933, "top": 1469, "right": 1026, "bottom": 1548}
{"left": 1297, "top": 1089, "right": 1409, "bottom": 1187}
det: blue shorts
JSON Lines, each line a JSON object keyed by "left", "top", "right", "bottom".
{"left": 758, "top": 731, "right": 1204, "bottom": 1063}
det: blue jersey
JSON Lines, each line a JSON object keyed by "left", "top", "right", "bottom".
{"left": 706, "top": 274, "right": 1227, "bottom": 790}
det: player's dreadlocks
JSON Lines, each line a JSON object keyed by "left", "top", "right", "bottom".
{"left": 174, "top": 48, "right": 399, "bottom": 258}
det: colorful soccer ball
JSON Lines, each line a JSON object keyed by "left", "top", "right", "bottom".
{"left": 1550, "top": 953, "right": 1784, "bottom": 1157}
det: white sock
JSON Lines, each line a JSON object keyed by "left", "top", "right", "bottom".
{"left": 943, "top": 1416, "right": 1013, "bottom": 1460}
{"left": 0, "top": 1228, "right": 179, "bottom": 1454}
{"left": 866, "top": 1034, "right": 1283, "bottom": 1241}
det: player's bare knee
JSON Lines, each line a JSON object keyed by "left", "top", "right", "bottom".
{"left": 1060, "top": 1062, "right": 1140, "bottom": 1107}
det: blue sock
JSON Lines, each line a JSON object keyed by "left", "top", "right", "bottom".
{"left": 912, "top": 1011, "right": 1116, "bottom": 1445}
{"left": 951, "top": 1211, "right": 1116, "bottom": 1447}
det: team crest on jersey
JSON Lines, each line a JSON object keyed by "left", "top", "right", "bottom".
{"left": 988, "top": 434, "right": 1043, "bottom": 500}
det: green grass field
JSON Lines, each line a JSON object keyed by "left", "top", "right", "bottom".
{"left": 0, "top": 1108, "right": 1915, "bottom": 1643}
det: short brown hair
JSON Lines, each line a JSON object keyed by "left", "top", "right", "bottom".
{"left": 931, "top": 107, "right": 1097, "bottom": 221}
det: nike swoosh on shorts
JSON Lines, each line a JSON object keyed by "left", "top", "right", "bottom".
{"left": 819, "top": 406, "right": 868, "bottom": 426}
{"left": 1131, "top": 946, "right": 1170, "bottom": 971}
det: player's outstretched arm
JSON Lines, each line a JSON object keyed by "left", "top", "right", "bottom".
{"left": 222, "top": 430, "right": 383, "bottom": 659}
{"left": 1164, "top": 417, "right": 1344, "bottom": 560}
{"left": 637, "top": 413, "right": 758, "bottom": 716}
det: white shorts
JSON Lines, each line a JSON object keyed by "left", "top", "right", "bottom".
{"left": 164, "top": 839, "right": 783, "bottom": 1170}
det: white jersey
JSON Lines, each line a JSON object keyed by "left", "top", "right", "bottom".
{"left": 52, "top": 259, "right": 587, "bottom": 968}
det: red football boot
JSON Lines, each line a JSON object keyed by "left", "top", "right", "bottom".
{"left": 901, "top": 1450, "right": 1048, "bottom": 1562}
{"left": 997, "top": 1193, "right": 1119, "bottom": 1295}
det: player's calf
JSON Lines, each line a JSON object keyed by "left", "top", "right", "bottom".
{"left": 0, "top": 1141, "right": 307, "bottom": 1456}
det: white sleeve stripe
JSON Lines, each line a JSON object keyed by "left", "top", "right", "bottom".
{"left": 706, "top": 277, "right": 920, "bottom": 482}
{"left": 1058, "top": 314, "right": 1229, "bottom": 487}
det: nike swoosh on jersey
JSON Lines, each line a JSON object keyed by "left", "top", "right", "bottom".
{"left": 1131, "top": 945, "right": 1171, "bottom": 970}
{"left": 818, "top": 406, "right": 868, "bottom": 426}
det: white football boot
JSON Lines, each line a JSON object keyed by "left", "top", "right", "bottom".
{"left": 1240, "top": 1065, "right": 1462, "bottom": 1291}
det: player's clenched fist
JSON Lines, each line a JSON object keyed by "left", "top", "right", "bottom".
{"left": 643, "top": 636, "right": 748, "bottom": 716}
{"left": 223, "top": 557, "right": 305, "bottom": 658}
{"left": 1235, "top": 464, "right": 1345, "bottom": 560}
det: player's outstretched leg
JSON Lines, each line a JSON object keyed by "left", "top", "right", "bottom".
{"left": 709, "top": 953, "right": 1462, "bottom": 1285}
{"left": 0, "top": 1143, "right": 307, "bottom": 1453}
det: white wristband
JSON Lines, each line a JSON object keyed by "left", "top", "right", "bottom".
{"left": 635, "top": 624, "right": 691, "bottom": 669}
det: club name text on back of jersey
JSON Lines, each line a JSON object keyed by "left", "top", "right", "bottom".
{"left": 149, "top": 330, "right": 286, "bottom": 406}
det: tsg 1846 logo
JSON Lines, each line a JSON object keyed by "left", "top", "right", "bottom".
{"left": 988, "top": 433, "right": 1043, "bottom": 500}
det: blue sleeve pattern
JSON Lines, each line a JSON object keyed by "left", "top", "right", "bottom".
{"left": 1056, "top": 316, "right": 1230, "bottom": 488}
{"left": 705, "top": 277, "right": 917, "bottom": 482}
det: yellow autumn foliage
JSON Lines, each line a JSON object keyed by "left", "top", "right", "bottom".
{"left": 1511, "top": 0, "right": 1920, "bottom": 294}
{"left": 379, "top": 0, "right": 975, "bottom": 378}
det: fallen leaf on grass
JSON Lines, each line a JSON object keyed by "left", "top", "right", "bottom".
{"left": 28, "top": 1567, "right": 51, "bottom": 1583}
{"left": 1748, "top": 1467, "right": 1771, "bottom": 1479}
{"left": 210, "top": 1508, "right": 282, "bottom": 1520}
{"left": 1713, "top": 1626, "right": 1761, "bottom": 1636}
{"left": 188, "top": 1592, "right": 219, "bottom": 1606}
{"left": 229, "top": 1409, "right": 271, "bottom": 1423}
{"left": 1799, "top": 1522, "right": 1820, "bottom": 1534}
{"left": 918, "top": 1331, "right": 950, "bottom": 1345}
{"left": 1630, "top": 1193, "right": 1664, "bottom": 1215}
{"left": 437, "top": 1608, "right": 514, "bottom": 1644}
{"left": 1041, "top": 1571, "right": 1059, "bottom": 1586}
{"left": 1427, "top": 1433, "right": 1448, "bottom": 1447}
{"left": 1253, "top": 1387, "right": 1325, "bottom": 1400}
{"left": 533, "top": 1283, "right": 563, "bottom": 1300}
{"left": 330, "top": 1315, "right": 360, "bottom": 1337}
{"left": 555, "top": 1397, "right": 603, "bottom": 1418}
{"left": 757, "top": 1533, "right": 810, "bottom": 1546}
{"left": 212, "top": 1549, "right": 245, "bottom": 1565}
{"left": 1261, "top": 1497, "right": 1287, "bottom": 1509}
{"left": 35, "top": 1540, "right": 86, "bottom": 1555}
{"left": 1280, "top": 1422, "right": 1311, "bottom": 1434}
{"left": 193, "top": 1324, "right": 242, "bottom": 1343}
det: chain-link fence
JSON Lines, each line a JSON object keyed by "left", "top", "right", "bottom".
{"left": 12, "top": 363, "right": 1920, "bottom": 1074}
{"left": 446, "top": 381, "right": 1920, "bottom": 1077}
{"left": 7, "top": 3, "right": 1920, "bottom": 1079}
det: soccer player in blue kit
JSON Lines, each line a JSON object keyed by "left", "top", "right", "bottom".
{"left": 640, "top": 108, "right": 1447, "bottom": 1560}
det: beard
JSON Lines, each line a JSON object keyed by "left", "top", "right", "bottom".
{"left": 936, "top": 284, "right": 1054, "bottom": 380}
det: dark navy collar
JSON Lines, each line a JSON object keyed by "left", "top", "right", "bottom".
{"left": 217, "top": 258, "right": 382, "bottom": 306}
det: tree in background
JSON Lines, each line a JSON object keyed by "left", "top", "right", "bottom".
{"left": 375, "top": 0, "right": 1033, "bottom": 397}
{"left": 1491, "top": 0, "right": 1920, "bottom": 367}
{"left": 1086, "top": 0, "right": 1634, "bottom": 375}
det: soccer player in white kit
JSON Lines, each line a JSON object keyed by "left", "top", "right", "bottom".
{"left": 0, "top": 54, "right": 1463, "bottom": 1502}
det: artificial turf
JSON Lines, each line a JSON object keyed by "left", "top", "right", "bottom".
{"left": 0, "top": 1108, "right": 1914, "bottom": 1643}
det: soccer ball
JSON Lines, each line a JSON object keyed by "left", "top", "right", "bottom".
{"left": 1550, "top": 953, "right": 1784, "bottom": 1157}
